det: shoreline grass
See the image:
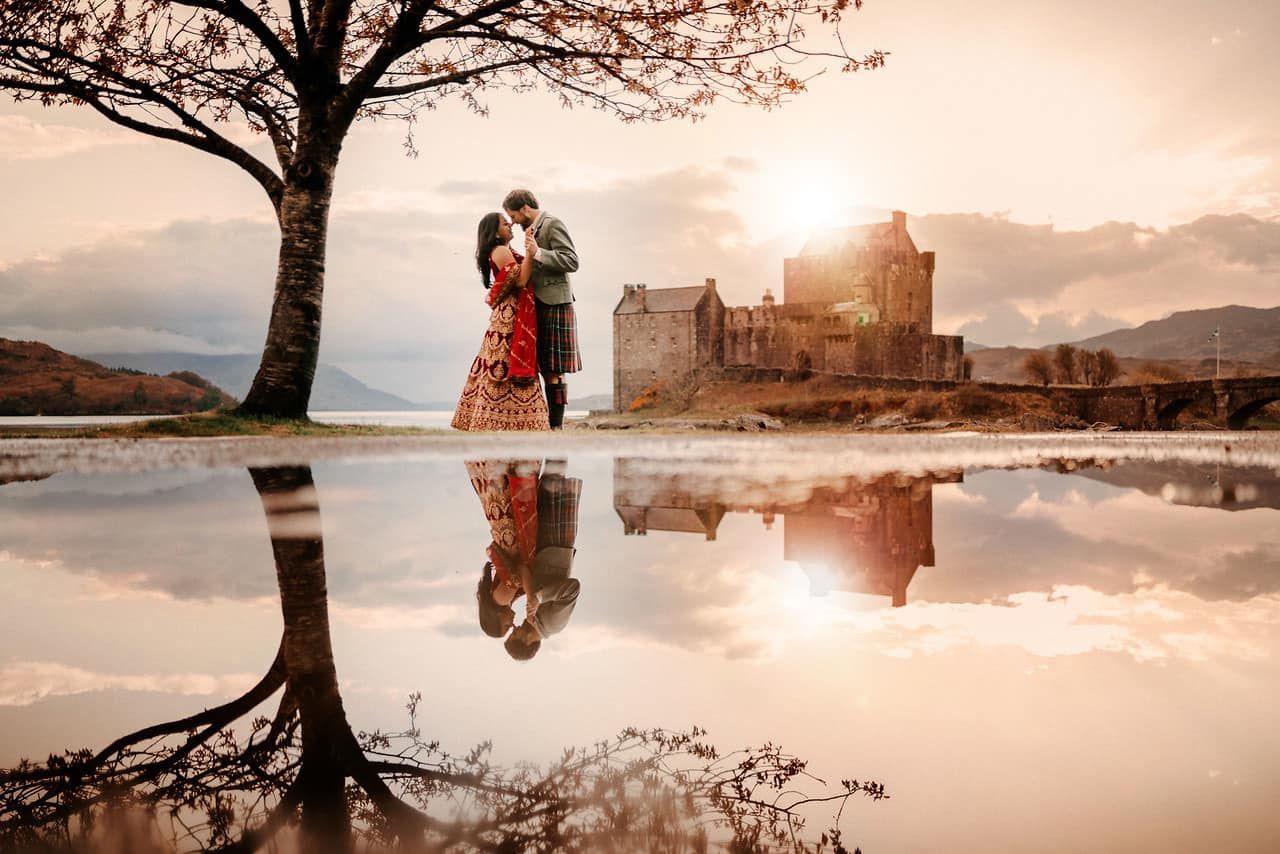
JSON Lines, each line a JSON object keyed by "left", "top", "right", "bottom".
{"left": 0, "top": 410, "right": 445, "bottom": 439}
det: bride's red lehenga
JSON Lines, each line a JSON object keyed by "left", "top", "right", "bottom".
{"left": 452, "top": 257, "right": 550, "bottom": 431}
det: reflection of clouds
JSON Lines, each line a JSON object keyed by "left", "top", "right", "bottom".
{"left": 328, "top": 602, "right": 467, "bottom": 632}
{"left": 1001, "top": 486, "right": 1280, "bottom": 602}
{"left": 0, "top": 661, "right": 257, "bottom": 707}
{"left": 841, "top": 586, "right": 1280, "bottom": 663}
{"left": 4, "top": 455, "right": 1279, "bottom": 669}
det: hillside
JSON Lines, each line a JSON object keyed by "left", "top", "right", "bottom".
{"left": 83, "top": 352, "right": 421, "bottom": 411}
{"left": 968, "top": 346, "right": 1273, "bottom": 384}
{"left": 1068, "top": 305, "right": 1280, "bottom": 365}
{"left": 0, "top": 339, "right": 235, "bottom": 416}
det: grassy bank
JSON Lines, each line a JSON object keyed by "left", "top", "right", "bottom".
{"left": 616, "top": 378, "right": 1074, "bottom": 431}
{"left": 615, "top": 376, "right": 1280, "bottom": 431}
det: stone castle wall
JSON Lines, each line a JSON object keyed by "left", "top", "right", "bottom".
{"left": 824, "top": 326, "right": 964, "bottom": 381}
{"left": 613, "top": 309, "right": 695, "bottom": 412}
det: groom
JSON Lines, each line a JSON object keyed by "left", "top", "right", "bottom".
{"left": 502, "top": 189, "right": 581, "bottom": 429}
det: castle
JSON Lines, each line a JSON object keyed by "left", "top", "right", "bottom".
{"left": 612, "top": 211, "right": 965, "bottom": 411}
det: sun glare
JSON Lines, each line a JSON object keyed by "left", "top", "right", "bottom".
{"left": 754, "top": 161, "right": 860, "bottom": 241}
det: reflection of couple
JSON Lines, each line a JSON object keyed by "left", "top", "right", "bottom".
{"left": 468, "top": 459, "right": 582, "bottom": 659}
{"left": 452, "top": 189, "right": 581, "bottom": 432}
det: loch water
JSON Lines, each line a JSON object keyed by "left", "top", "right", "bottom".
{"left": 1, "top": 435, "right": 1278, "bottom": 852}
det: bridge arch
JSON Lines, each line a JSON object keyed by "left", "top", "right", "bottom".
{"left": 1156, "top": 397, "right": 1198, "bottom": 430}
{"left": 1228, "top": 395, "right": 1280, "bottom": 430}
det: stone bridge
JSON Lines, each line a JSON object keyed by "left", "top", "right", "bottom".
{"left": 1069, "top": 376, "right": 1280, "bottom": 430}
{"left": 707, "top": 367, "right": 1280, "bottom": 430}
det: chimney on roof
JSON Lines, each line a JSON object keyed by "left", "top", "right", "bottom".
{"left": 762, "top": 288, "right": 775, "bottom": 307}
{"left": 892, "top": 210, "right": 907, "bottom": 233}
{"left": 636, "top": 283, "right": 646, "bottom": 310}
{"left": 705, "top": 277, "right": 716, "bottom": 296}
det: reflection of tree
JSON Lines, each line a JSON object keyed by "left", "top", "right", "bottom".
{"left": 1, "top": 466, "right": 884, "bottom": 852}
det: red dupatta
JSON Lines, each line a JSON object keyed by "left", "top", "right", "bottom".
{"left": 486, "top": 472, "right": 539, "bottom": 585}
{"left": 488, "top": 257, "right": 538, "bottom": 380}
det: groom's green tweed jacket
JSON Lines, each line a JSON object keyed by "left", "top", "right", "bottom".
{"left": 530, "top": 213, "right": 577, "bottom": 306}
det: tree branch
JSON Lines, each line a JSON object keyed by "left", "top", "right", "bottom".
{"left": 169, "top": 0, "right": 301, "bottom": 84}
{"left": 0, "top": 42, "right": 284, "bottom": 212}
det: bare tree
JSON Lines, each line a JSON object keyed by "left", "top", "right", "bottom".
{"left": 1023, "top": 351, "right": 1052, "bottom": 387}
{"left": 0, "top": 464, "right": 886, "bottom": 852}
{"left": 0, "top": 1, "right": 885, "bottom": 418}
{"left": 1078, "top": 349, "right": 1098, "bottom": 386}
{"left": 1094, "top": 347, "right": 1120, "bottom": 387}
{"left": 1053, "top": 344, "right": 1078, "bottom": 385}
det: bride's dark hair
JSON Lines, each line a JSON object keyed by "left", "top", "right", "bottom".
{"left": 475, "top": 212, "right": 505, "bottom": 289}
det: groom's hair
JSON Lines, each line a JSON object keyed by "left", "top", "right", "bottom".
{"left": 503, "top": 189, "right": 539, "bottom": 211}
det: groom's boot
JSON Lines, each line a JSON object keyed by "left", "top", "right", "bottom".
{"left": 546, "top": 377, "right": 567, "bottom": 430}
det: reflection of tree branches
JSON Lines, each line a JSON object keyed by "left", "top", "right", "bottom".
{"left": 0, "top": 466, "right": 885, "bottom": 852}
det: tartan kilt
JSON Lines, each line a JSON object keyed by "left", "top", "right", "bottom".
{"left": 536, "top": 300, "right": 582, "bottom": 374}
{"left": 537, "top": 474, "right": 582, "bottom": 550}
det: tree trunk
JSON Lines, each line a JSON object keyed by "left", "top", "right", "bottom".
{"left": 240, "top": 165, "right": 335, "bottom": 418}
{"left": 250, "top": 465, "right": 355, "bottom": 851}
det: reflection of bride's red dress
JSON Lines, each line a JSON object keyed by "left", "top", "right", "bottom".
{"left": 452, "top": 259, "right": 549, "bottom": 431}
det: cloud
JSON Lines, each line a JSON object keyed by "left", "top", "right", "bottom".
{"left": 955, "top": 305, "right": 1127, "bottom": 348}
{"left": 913, "top": 212, "right": 1280, "bottom": 345}
{"left": 0, "top": 661, "right": 257, "bottom": 706}
{"left": 0, "top": 115, "right": 133, "bottom": 160}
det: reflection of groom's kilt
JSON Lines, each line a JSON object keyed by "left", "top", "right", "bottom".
{"left": 538, "top": 474, "right": 582, "bottom": 549}
{"left": 535, "top": 300, "right": 582, "bottom": 374}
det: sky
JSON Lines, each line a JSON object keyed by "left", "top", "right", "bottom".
{"left": 1, "top": 0, "right": 1278, "bottom": 401}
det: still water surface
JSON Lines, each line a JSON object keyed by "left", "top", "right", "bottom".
{"left": 1, "top": 439, "right": 1277, "bottom": 851}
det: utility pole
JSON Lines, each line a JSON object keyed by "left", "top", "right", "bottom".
{"left": 1209, "top": 326, "right": 1221, "bottom": 380}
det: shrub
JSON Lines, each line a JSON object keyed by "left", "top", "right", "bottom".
{"left": 1126, "top": 361, "right": 1186, "bottom": 384}
{"left": 1023, "top": 352, "right": 1052, "bottom": 386}
{"left": 906, "top": 393, "right": 940, "bottom": 421}
{"left": 168, "top": 370, "right": 213, "bottom": 390}
{"left": 951, "top": 385, "right": 1002, "bottom": 417}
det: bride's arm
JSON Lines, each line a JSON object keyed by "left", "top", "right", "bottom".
{"left": 489, "top": 245, "right": 520, "bottom": 300}
{"left": 514, "top": 250, "right": 533, "bottom": 288}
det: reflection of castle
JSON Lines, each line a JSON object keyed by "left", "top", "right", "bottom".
{"left": 612, "top": 212, "right": 965, "bottom": 411}
{"left": 613, "top": 460, "right": 961, "bottom": 606}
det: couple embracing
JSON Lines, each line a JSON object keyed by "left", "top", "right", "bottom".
{"left": 452, "top": 189, "right": 580, "bottom": 432}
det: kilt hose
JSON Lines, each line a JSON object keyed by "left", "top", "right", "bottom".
{"left": 535, "top": 300, "right": 582, "bottom": 376}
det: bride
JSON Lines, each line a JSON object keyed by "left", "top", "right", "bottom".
{"left": 452, "top": 213, "right": 550, "bottom": 431}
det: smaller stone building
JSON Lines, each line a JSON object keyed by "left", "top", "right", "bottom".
{"left": 613, "top": 279, "right": 724, "bottom": 412}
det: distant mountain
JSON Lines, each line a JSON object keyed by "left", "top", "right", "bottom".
{"left": 963, "top": 341, "right": 991, "bottom": 353}
{"left": 1068, "top": 305, "right": 1280, "bottom": 365}
{"left": 569, "top": 393, "right": 613, "bottom": 411}
{"left": 1, "top": 339, "right": 234, "bottom": 416}
{"left": 83, "top": 352, "right": 422, "bottom": 411}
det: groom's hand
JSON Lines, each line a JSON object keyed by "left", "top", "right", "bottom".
{"left": 524, "top": 231, "right": 539, "bottom": 261}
